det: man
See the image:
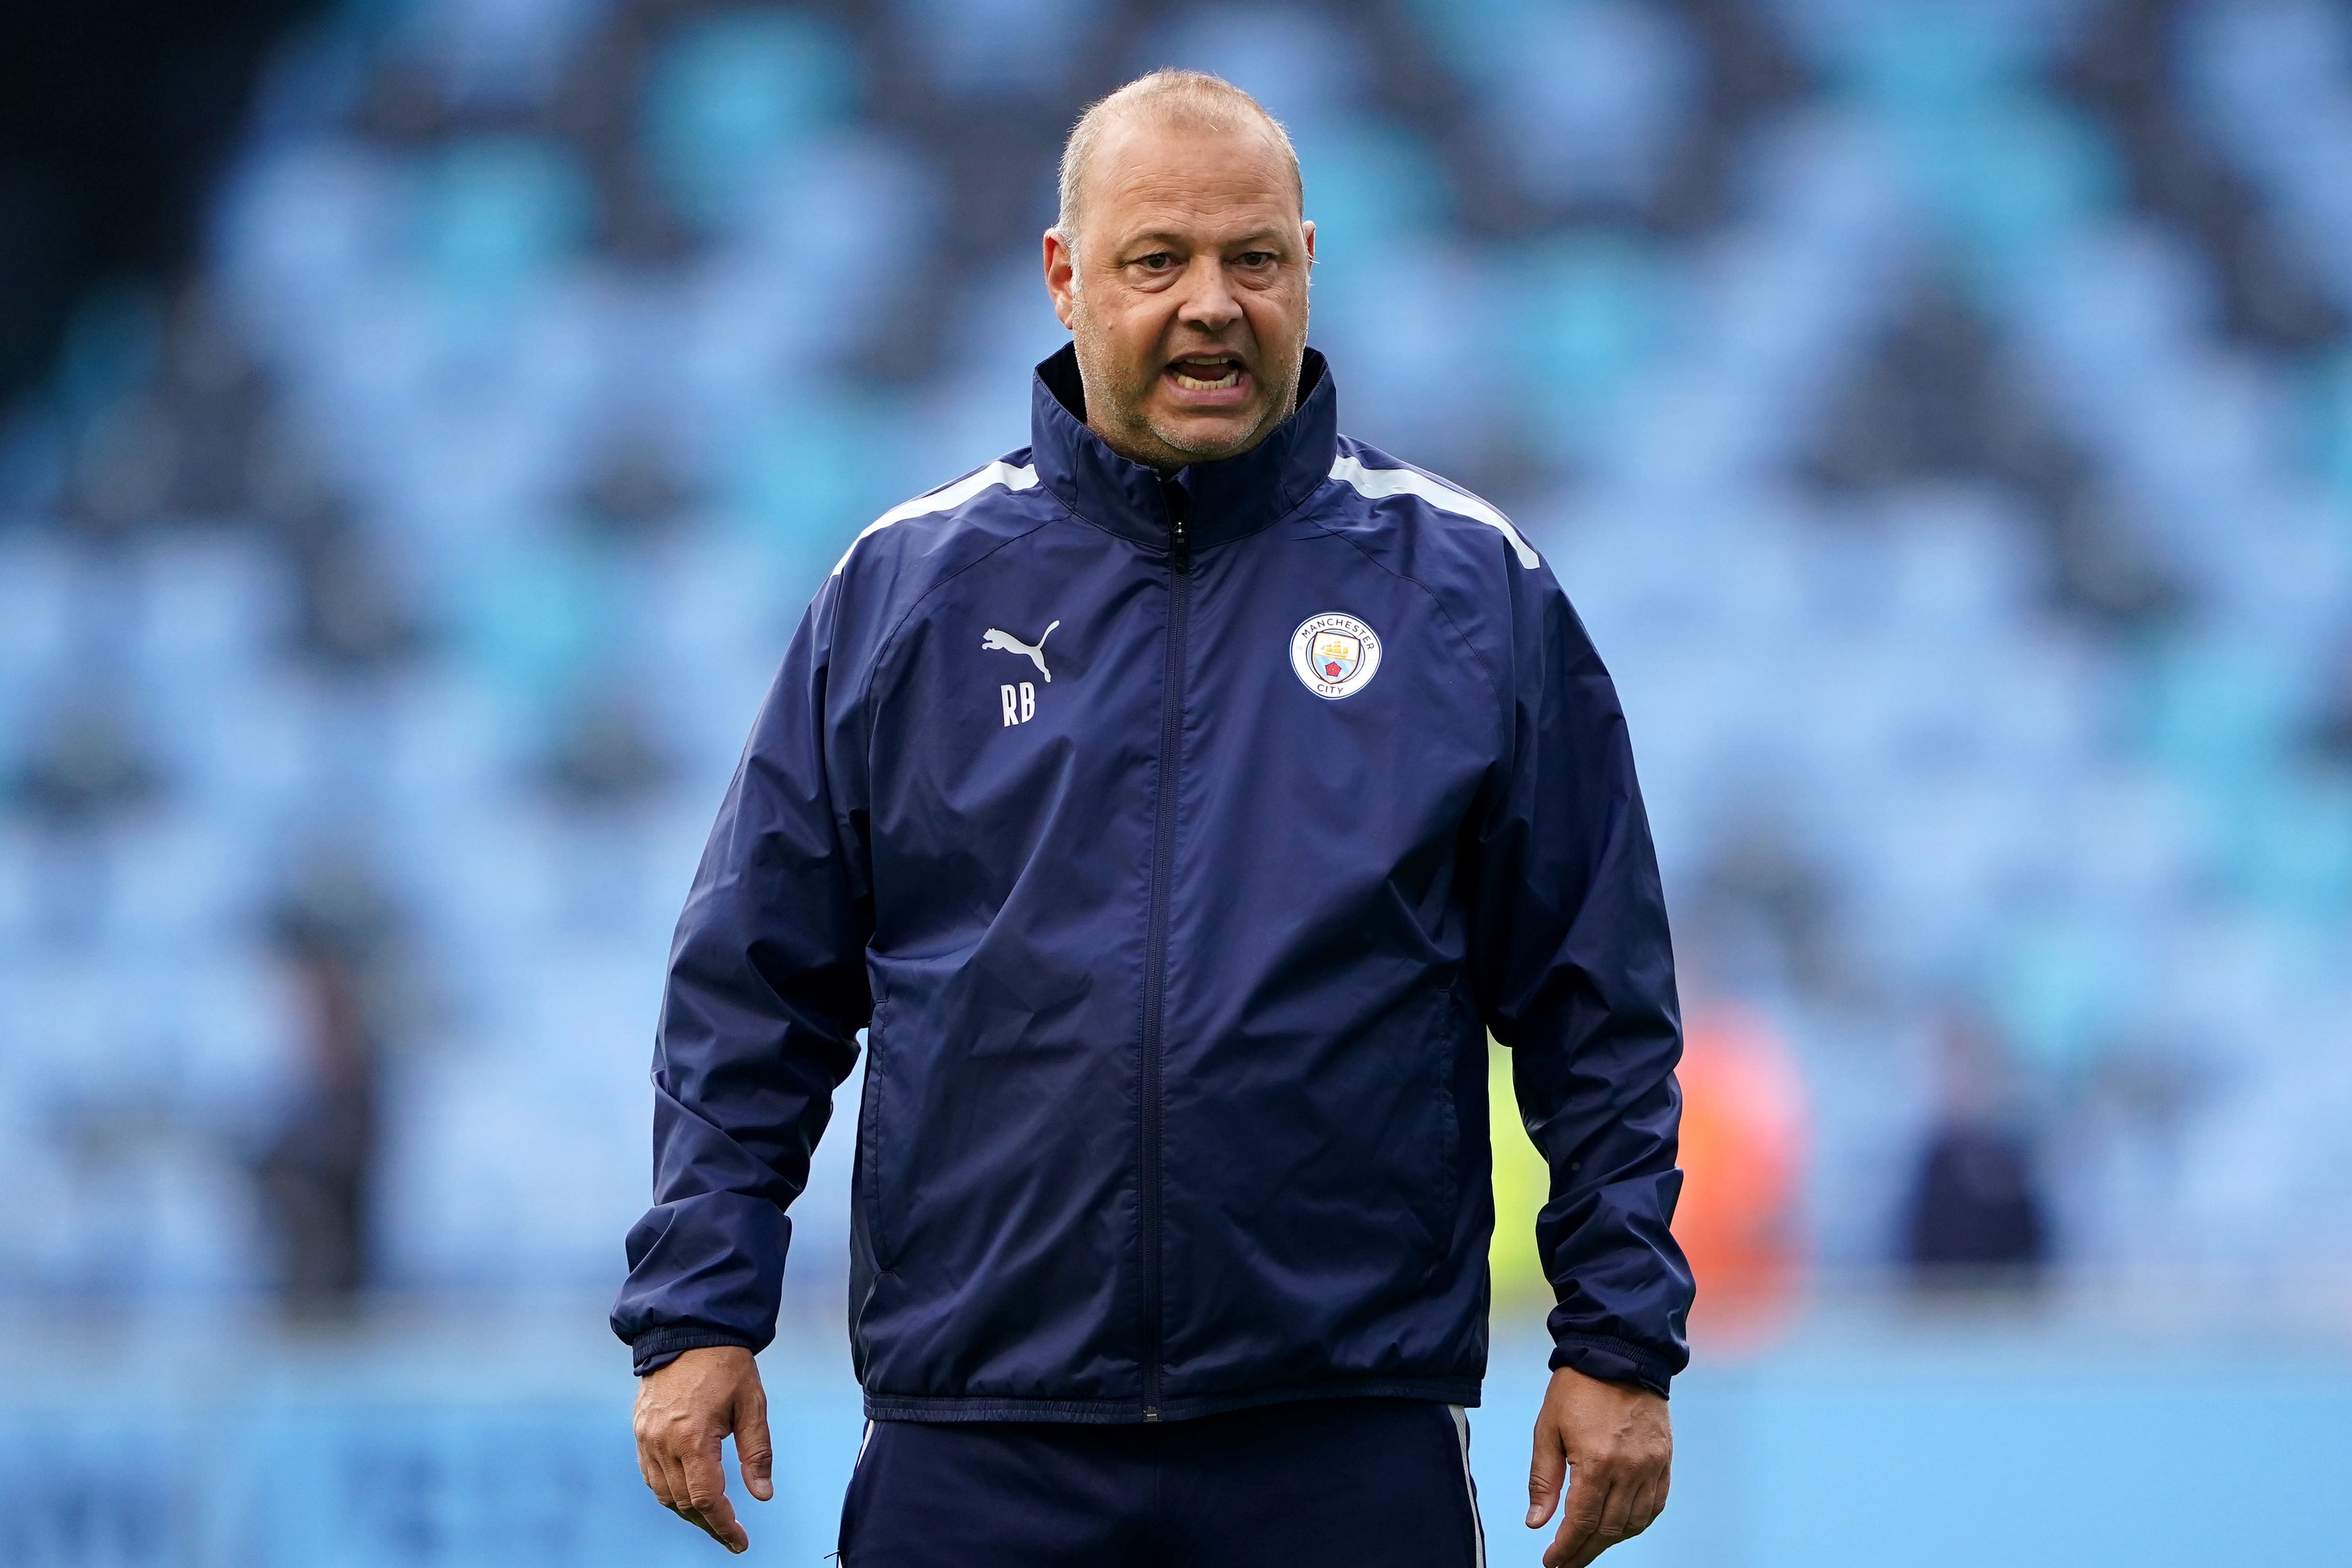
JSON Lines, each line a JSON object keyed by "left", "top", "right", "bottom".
{"left": 616, "top": 69, "right": 1691, "bottom": 1568}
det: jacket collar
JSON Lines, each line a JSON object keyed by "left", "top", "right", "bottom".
{"left": 1028, "top": 343, "right": 1336, "bottom": 553}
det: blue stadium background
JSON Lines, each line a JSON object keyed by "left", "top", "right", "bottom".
{"left": 5, "top": 0, "right": 2352, "bottom": 1562}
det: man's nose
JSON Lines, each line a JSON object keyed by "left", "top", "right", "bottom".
{"left": 1175, "top": 254, "right": 1242, "bottom": 332}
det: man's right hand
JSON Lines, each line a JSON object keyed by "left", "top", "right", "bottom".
{"left": 633, "top": 1345, "right": 774, "bottom": 1553}
{"left": 1525, "top": 1365, "right": 1673, "bottom": 1567}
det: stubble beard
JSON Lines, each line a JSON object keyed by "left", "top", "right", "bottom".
{"left": 1068, "top": 290, "right": 1307, "bottom": 472}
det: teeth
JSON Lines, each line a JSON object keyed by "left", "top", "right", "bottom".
{"left": 1172, "top": 361, "right": 1240, "bottom": 390}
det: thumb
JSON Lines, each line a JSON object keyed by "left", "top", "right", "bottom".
{"left": 738, "top": 1386, "right": 774, "bottom": 1504}
{"left": 1526, "top": 1414, "right": 1566, "bottom": 1529}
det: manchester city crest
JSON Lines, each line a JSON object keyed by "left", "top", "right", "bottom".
{"left": 1289, "top": 612, "right": 1382, "bottom": 699}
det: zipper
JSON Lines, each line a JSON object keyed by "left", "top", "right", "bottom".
{"left": 1139, "top": 478, "right": 1191, "bottom": 1421}
{"left": 1166, "top": 477, "right": 1191, "bottom": 573}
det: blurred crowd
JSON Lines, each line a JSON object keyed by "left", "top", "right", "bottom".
{"left": 6, "top": 0, "right": 2352, "bottom": 1322}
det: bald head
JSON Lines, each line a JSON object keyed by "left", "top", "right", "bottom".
{"left": 1041, "top": 68, "right": 1315, "bottom": 472}
{"left": 1055, "top": 69, "right": 1302, "bottom": 259}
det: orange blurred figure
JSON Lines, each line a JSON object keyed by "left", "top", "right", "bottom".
{"left": 1672, "top": 1007, "right": 1807, "bottom": 1348}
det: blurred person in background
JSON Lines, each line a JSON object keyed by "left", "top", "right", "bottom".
{"left": 252, "top": 848, "right": 402, "bottom": 1317}
{"left": 1900, "top": 1011, "right": 2049, "bottom": 1290}
{"left": 1670, "top": 1006, "right": 1806, "bottom": 1346}
{"left": 611, "top": 66, "right": 1692, "bottom": 1568}
{"left": 255, "top": 935, "right": 379, "bottom": 1315}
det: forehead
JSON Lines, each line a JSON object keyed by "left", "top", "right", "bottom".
{"left": 1084, "top": 113, "right": 1301, "bottom": 243}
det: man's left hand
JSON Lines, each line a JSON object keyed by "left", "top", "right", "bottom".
{"left": 1524, "top": 1364, "right": 1672, "bottom": 1567}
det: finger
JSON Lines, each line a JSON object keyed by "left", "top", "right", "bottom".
{"left": 737, "top": 1383, "right": 775, "bottom": 1504}
{"left": 1545, "top": 1466, "right": 1611, "bottom": 1568}
{"left": 1560, "top": 1505, "right": 1617, "bottom": 1568}
{"left": 656, "top": 1447, "right": 697, "bottom": 1520}
{"left": 1626, "top": 1470, "right": 1668, "bottom": 1537}
{"left": 1525, "top": 1417, "right": 1567, "bottom": 1528}
{"left": 656, "top": 1447, "right": 701, "bottom": 1530}
{"left": 1615, "top": 1477, "right": 1653, "bottom": 1543}
{"left": 635, "top": 1435, "right": 668, "bottom": 1502}
{"left": 1591, "top": 1468, "right": 1640, "bottom": 1551}
{"left": 681, "top": 1441, "right": 747, "bottom": 1553}
{"left": 660, "top": 1445, "right": 728, "bottom": 1545}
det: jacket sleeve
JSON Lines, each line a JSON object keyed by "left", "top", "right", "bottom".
{"left": 1462, "top": 562, "right": 1693, "bottom": 1397}
{"left": 610, "top": 574, "right": 874, "bottom": 1373}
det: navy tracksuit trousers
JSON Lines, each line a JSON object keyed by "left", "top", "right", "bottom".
{"left": 837, "top": 1398, "right": 1487, "bottom": 1567}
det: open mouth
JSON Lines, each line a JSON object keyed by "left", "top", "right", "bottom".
{"left": 1166, "top": 355, "right": 1246, "bottom": 393}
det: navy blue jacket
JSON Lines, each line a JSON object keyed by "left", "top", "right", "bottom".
{"left": 613, "top": 347, "right": 1692, "bottom": 1418}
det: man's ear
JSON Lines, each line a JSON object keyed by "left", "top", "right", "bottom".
{"left": 1044, "top": 229, "right": 1078, "bottom": 329}
{"left": 1302, "top": 219, "right": 1316, "bottom": 267}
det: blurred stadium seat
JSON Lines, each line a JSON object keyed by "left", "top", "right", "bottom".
{"left": 5, "top": 0, "right": 2352, "bottom": 1561}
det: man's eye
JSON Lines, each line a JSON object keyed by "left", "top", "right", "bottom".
{"left": 1134, "top": 252, "right": 1175, "bottom": 271}
{"left": 1236, "top": 251, "right": 1275, "bottom": 267}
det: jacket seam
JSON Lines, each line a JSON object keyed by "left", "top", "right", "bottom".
{"left": 1059, "top": 470, "right": 1510, "bottom": 746}
{"left": 861, "top": 1374, "right": 1484, "bottom": 1423}
{"left": 1302, "top": 500, "right": 1507, "bottom": 717}
{"left": 854, "top": 509, "right": 1060, "bottom": 755}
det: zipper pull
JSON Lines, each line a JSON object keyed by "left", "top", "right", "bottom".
{"left": 1143, "top": 1406, "right": 1163, "bottom": 1423}
{"left": 1164, "top": 478, "right": 1192, "bottom": 574}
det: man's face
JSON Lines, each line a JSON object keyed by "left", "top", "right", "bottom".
{"left": 1044, "top": 114, "right": 1315, "bottom": 471}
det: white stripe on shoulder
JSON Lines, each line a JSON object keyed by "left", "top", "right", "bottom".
{"left": 830, "top": 459, "right": 1040, "bottom": 577}
{"left": 1329, "top": 453, "right": 1539, "bottom": 569}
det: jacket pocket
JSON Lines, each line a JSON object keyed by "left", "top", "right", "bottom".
{"left": 857, "top": 1004, "right": 896, "bottom": 1273}
{"left": 1416, "top": 990, "right": 1466, "bottom": 1256}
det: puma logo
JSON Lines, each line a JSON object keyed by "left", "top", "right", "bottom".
{"left": 981, "top": 620, "right": 1059, "bottom": 683}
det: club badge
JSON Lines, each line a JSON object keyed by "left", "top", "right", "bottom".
{"left": 1290, "top": 612, "right": 1382, "bottom": 700}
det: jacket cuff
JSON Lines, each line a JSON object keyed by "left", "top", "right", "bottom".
{"left": 629, "top": 1329, "right": 760, "bottom": 1377}
{"left": 1548, "top": 1333, "right": 1674, "bottom": 1399}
